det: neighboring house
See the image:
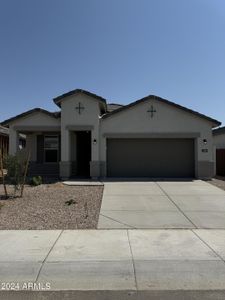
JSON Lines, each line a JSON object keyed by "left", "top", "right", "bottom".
{"left": 213, "top": 126, "right": 225, "bottom": 176}
{"left": 1, "top": 89, "right": 221, "bottom": 179}
{"left": 0, "top": 125, "right": 9, "bottom": 157}
{"left": 0, "top": 125, "right": 26, "bottom": 158}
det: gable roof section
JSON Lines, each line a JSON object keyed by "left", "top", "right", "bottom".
{"left": 53, "top": 89, "right": 107, "bottom": 110}
{"left": 213, "top": 126, "right": 225, "bottom": 135}
{"left": 102, "top": 94, "right": 221, "bottom": 127}
{"left": 1, "top": 108, "right": 61, "bottom": 127}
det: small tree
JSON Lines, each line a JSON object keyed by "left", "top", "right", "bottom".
{"left": 0, "top": 149, "right": 8, "bottom": 198}
{"left": 4, "top": 149, "right": 30, "bottom": 197}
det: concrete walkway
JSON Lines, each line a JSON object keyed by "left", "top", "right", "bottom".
{"left": 98, "top": 180, "right": 225, "bottom": 229}
{"left": 63, "top": 180, "right": 103, "bottom": 186}
{"left": 1, "top": 229, "right": 225, "bottom": 299}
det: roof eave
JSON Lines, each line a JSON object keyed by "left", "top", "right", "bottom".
{"left": 53, "top": 89, "right": 107, "bottom": 113}
{"left": 213, "top": 126, "right": 225, "bottom": 135}
{"left": 1, "top": 108, "right": 60, "bottom": 127}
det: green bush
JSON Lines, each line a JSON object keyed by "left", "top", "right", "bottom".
{"left": 4, "top": 154, "right": 25, "bottom": 189}
{"left": 30, "top": 176, "right": 42, "bottom": 186}
{"left": 3, "top": 149, "right": 30, "bottom": 197}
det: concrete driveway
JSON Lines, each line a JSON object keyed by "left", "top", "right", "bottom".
{"left": 98, "top": 180, "right": 225, "bottom": 229}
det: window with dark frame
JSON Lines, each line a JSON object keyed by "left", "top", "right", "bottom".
{"left": 44, "top": 135, "right": 59, "bottom": 163}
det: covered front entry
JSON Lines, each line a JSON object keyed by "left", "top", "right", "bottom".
{"left": 75, "top": 131, "right": 91, "bottom": 177}
{"left": 106, "top": 138, "right": 195, "bottom": 178}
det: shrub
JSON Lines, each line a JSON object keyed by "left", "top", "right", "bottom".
{"left": 4, "top": 155, "right": 24, "bottom": 190}
{"left": 3, "top": 149, "right": 30, "bottom": 197}
{"left": 30, "top": 176, "right": 42, "bottom": 186}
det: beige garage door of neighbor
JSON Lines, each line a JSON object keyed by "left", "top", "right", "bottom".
{"left": 107, "top": 138, "right": 195, "bottom": 178}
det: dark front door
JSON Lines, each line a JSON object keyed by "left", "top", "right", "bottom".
{"left": 76, "top": 131, "right": 91, "bottom": 177}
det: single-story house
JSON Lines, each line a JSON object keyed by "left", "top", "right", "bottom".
{"left": 0, "top": 125, "right": 9, "bottom": 157}
{"left": 1, "top": 89, "right": 221, "bottom": 179}
{"left": 213, "top": 126, "right": 225, "bottom": 176}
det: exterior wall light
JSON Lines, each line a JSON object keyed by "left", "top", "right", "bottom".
{"left": 93, "top": 139, "right": 97, "bottom": 145}
{"left": 203, "top": 139, "right": 207, "bottom": 145}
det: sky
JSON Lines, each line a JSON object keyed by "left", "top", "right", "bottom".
{"left": 0, "top": 0, "right": 225, "bottom": 125}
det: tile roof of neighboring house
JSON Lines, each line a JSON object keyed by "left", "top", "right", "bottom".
{"left": 1, "top": 108, "right": 60, "bottom": 127}
{"left": 102, "top": 94, "right": 221, "bottom": 127}
{"left": 213, "top": 126, "right": 225, "bottom": 135}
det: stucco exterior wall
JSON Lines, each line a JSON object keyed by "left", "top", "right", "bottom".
{"left": 60, "top": 94, "right": 101, "bottom": 178}
{"left": 10, "top": 112, "right": 60, "bottom": 127}
{"left": 100, "top": 99, "right": 214, "bottom": 178}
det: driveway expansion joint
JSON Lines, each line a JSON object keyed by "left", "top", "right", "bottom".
{"left": 155, "top": 182, "right": 198, "bottom": 229}
{"left": 192, "top": 230, "right": 225, "bottom": 264}
{"left": 100, "top": 213, "right": 136, "bottom": 229}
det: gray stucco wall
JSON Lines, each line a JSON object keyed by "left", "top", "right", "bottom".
{"left": 100, "top": 99, "right": 215, "bottom": 179}
{"left": 59, "top": 94, "right": 101, "bottom": 178}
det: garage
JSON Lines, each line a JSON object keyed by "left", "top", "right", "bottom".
{"left": 107, "top": 138, "right": 195, "bottom": 178}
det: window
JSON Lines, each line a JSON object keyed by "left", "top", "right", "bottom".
{"left": 44, "top": 135, "right": 59, "bottom": 163}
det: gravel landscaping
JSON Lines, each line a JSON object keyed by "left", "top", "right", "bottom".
{"left": 0, "top": 183, "right": 103, "bottom": 230}
{"left": 208, "top": 176, "right": 225, "bottom": 192}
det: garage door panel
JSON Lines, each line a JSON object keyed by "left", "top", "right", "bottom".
{"left": 107, "top": 138, "right": 194, "bottom": 178}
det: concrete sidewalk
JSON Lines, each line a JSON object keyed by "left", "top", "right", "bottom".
{"left": 98, "top": 180, "right": 225, "bottom": 229}
{"left": 1, "top": 229, "right": 225, "bottom": 299}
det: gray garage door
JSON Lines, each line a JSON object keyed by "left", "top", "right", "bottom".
{"left": 107, "top": 138, "right": 195, "bottom": 178}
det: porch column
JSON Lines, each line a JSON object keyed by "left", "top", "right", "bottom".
{"left": 60, "top": 128, "right": 71, "bottom": 179}
{"left": 9, "top": 127, "right": 19, "bottom": 155}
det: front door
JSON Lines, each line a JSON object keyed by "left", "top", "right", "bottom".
{"left": 76, "top": 131, "right": 91, "bottom": 177}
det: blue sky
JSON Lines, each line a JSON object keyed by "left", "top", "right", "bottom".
{"left": 0, "top": 0, "right": 225, "bottom": 125}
